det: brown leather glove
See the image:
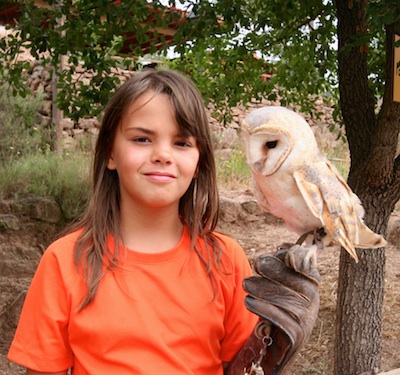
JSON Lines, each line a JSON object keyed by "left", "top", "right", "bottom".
{"left": 225, "top": 245, "right": 320, "bottom": 375}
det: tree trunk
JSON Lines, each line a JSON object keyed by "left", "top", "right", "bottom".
{"left": 52, "top": 66, "right": 64, "bottom": 155}
{"left": 335, "top": 1, "right": 400, "bottom": 374}
{"left": 52, "top": 2, "right": 66, "bottom": 155}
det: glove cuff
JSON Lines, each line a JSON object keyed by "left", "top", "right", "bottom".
{"left": 231, "top": 251, "right": 320, "bottom": 374}
{"left": 224, "top": 318, "right": 293, "bottom": 375}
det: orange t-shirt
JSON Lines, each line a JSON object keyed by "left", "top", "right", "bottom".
{"left": 8, "top": 227, "right": 258, "bottom": 374}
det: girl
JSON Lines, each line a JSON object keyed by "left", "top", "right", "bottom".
{"left": 8, "top": 69, "right": 259, "bottom": 374}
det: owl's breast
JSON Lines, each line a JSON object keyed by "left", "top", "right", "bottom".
{"left": 252, "top": 171, "right": 322, "bottom": 234}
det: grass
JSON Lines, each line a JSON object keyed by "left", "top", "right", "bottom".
{"left": 0, "top": 152, "right": 92, "bottom": 221}
{"left": 323, "top": 138, "right": 350, "bottom": 180}
{"left": 215, "top": 147, "right": 252, "bottom": 191}
{"left": 0, "top": 84, "right": 92, "bottom": 221}
{"left": 0, "top": 86, "right": 51, "bottom": 162}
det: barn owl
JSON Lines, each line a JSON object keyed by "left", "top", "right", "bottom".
{"left": 242, "top": 106, "right": 387, "bottom": 272}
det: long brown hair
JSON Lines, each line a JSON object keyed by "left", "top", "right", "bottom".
{"left": 69, "top": 69, "right": 221, "bottom": 309}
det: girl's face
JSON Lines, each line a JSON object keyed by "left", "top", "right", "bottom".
{"left": 107, "top": 92, "right": 200, "bottom": 212}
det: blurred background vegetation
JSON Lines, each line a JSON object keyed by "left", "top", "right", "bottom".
{"left": 0, "top": 85, "right": 256, "bottom": 221}
{"left": 0, "top": 83, "right": 358, "bottom": 222}
{"left": 0, "top": 86, "right": 91, "bottom": 221}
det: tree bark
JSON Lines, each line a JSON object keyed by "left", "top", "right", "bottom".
{"left": 334, "top": 1, "right": 400, "bottom": 374}
{"left": 52, "top": 1, "right": 66, "bottom": 155}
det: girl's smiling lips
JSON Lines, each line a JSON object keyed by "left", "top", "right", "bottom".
{"left": 144, "top": 171, "right": 176, "bottom": 182}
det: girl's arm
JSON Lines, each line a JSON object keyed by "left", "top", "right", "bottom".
{"left": 26, "top": 369, "right": 68, "bottom": 375}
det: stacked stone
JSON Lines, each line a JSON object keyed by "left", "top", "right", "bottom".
{"left": 23, "top": 60, "right": 341, "bottom": 153}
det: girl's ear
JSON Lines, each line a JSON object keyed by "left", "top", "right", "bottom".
{"left": 107, "top": 153, "right": 117, "bottom": 170}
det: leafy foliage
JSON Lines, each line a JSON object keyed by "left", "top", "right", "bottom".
{"left": 0, "top": 0, "right": 392, "bottom": 126}
{"left": 170, "top": 0, "right": 340, "bottom": 121}
{"left": 0, "top": 0, "right": 182, "bottom": 120}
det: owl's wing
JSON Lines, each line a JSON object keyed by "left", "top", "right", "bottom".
{"left": 293, "top": 159, "right": 359, "bottom": 261}
{"left": 324, "top": 161, "right": 386, "bottom": 250}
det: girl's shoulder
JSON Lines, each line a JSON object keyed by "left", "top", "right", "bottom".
{"left": 44, "top": 228, "right": 84, "bottom": 260}
{"left": 32, "top": 228, "right": 84, "bottom": 289}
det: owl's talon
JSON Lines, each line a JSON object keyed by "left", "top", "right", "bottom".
{"left": 283, "top": 243, "right": 320, "bottom": 284}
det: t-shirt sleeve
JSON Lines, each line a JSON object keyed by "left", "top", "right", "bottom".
{"left": 218, "top": 236, "right": 259, "bottom": 362}
{"left": 7, "top": 242, "right": 75, "bottom": 372}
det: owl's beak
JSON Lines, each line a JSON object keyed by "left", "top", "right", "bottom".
{"left": 254, "top": 161, "right": 264, "bottom": 174}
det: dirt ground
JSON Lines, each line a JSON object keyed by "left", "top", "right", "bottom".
{"left": 0, "top": 190, "right": 399, "bottom": 374}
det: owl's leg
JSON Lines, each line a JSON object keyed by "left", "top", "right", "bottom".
{"left": 313, "top": 227, "right": 326, "bottom": 250}
{"left": 294, "top": 228, "right": 325, "bottom": 249}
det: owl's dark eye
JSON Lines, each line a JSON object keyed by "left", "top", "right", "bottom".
{"left": 265, "top": 141, "right": 278, "bottom": 149}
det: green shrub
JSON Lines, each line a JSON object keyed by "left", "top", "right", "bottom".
{"left": 0, "top": 85, "right": 52, "bottom": 163}
{"left": 215, "top": 147, "right": 252, "bottom": 190}
{"left": 0, "top": 152, "right": 92, "bottom": 221}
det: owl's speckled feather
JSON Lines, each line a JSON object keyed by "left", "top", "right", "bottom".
{"left": 242, "top": 106, "right": 387, "bottom": 263}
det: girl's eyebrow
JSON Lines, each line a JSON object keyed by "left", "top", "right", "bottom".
{"left": 124, "top": 125, "right": 192, "bottom": 139}
{"left": 124, "top": 126, "right": 154, "bottom": 134}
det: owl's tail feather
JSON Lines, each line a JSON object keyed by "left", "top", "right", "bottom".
{"left": 337, "top": 224, "right": 387, "bottom": 264}
{"left": 355, "top": 224, "right": 387, "bottom": 250}
{"left": 338, "top": 238, "right": 359, "bottom": 263}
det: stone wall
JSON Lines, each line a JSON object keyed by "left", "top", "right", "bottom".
{"left": 25, "top": 61, "right": 343, "bottom": 153}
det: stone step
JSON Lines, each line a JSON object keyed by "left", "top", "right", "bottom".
{"left": 377, "top": 369, "right": 400, "bottom": 375}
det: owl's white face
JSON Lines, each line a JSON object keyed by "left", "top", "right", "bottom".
{"left": 243, "top": 127, "right": 293, "bottom": 176}
{"left": 242, "top": 106, "right": 318, "bottom": 176}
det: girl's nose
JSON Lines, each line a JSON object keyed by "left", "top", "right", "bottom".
{"left": 151, "top": 143, "right": 172, "bottom": 164}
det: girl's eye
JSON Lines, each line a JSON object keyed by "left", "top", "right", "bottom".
{"left": 176, "top": 141, "right": 191, "bottom": 147}
{"left": 133, "top": 137, "right": 150, "bottom": 143}
{"left": 176, "top": 136, "right": 197, "bottom": 148}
